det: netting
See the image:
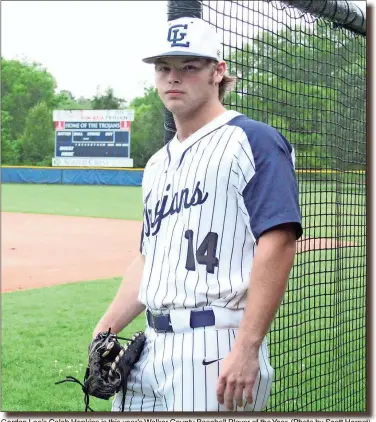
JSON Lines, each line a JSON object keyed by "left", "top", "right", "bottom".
{"left": 166, "top": 0, "right": 366, "bottom": 412}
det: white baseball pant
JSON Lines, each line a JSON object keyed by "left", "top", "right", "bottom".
{"left": 112, "top": 308, "right": 274, "bottom": 412}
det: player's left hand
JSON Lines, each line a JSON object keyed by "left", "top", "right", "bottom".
{"left": 216, "top": 346, "right": 260, "bottom": 410}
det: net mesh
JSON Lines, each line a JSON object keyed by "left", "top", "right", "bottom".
{"left": 200, "top": 0, "right": 366, "bottom": 412}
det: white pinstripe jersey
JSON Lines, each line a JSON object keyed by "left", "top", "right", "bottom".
{"left": 139, "top": 110, "right": 302, "bottom": 311}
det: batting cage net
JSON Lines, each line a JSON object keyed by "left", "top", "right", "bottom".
{"left": 166, "top": 0, "right": 367, "bottom": 412}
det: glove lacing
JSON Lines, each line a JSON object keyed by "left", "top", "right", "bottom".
{"left": 55, "top": 329, "right": 134, "bottom": 412}
{"left": 55, "top": 375, "right": 94, "bottom": 412}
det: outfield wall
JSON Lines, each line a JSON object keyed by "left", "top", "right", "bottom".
{"left": 1, "top": 166, "right": 143, "bottom": 186}
{"left": 1, "top": 166, "right": 365, "bottom": 187}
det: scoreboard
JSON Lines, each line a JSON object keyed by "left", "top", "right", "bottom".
{"left": 55, "top": 121, "right": 130, "bottom": 158}
{"left": 52, "top": 110, "right": 134, "bottom": 167}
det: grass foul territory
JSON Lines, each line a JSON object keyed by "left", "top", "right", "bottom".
{"left": 1, "top": 184, "right": 143, "bottom": 220}
{"left": 2, "top": 258, "right": 365, "bottom": 412}
{"left": 1, "top": 278, "right": 146, "bottom": 412}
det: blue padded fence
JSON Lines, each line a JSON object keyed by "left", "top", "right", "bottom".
{"left": 1, "top": 167, "right": 144, "bottom": 186}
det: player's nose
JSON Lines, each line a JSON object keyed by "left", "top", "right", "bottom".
{"left": 168, "top": 68, "right": 182, "bottom": 84}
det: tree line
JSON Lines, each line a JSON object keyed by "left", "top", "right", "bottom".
{"left": 1, "top": 57, "right": 165, "bottom": 168}
{"left": 1, "top": 22, "right": 365, "bottom": 170}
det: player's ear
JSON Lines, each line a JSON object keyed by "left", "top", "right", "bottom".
{"left": 215, "top": 61, "right": 226, "bottom": 84}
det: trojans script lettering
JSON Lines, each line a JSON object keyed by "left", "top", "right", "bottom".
{"left": 144, "top": 181, "right": 209, "bottom": 237}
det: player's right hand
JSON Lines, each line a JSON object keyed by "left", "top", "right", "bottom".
{"left": 216, "top": 346, "right": 260, "bottom": 410}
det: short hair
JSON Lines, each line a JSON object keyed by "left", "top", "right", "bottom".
{"left": 206, "top": 59, "right": 237, "bottom": 102}
{"left": 218, "top": 73, "right": 237, "bottom": 102}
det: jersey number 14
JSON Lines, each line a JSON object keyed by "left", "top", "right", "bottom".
{"left": 184, "top": 230, "right": 219, "bottom": 274}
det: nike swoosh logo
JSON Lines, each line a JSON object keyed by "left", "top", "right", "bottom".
{"left": 202, "top": 358, "right": 223, "bottom": 366}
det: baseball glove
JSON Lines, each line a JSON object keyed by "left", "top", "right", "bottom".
{"left": 55, "top": 328, "right": 146, "bottom": 411}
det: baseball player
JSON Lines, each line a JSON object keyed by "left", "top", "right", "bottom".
{"left": 93, "top": 17, "right": 302, "bottom": 412}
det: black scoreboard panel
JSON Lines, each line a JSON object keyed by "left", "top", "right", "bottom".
{"left": 55, "top": 130, "right": 129, "bottom": 158}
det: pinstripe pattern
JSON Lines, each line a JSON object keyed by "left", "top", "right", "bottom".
{"left": 130, "top": 111, "right": 301, "bottom": 412}
{"left": 139, "top": 112, "right": 300, "bottom": 311}
{"left": 151, "top": 333, "right": 161, "bottom": 404}
{"left": 235, "top": 241, "right": 255, "bottom": 308}
{"left": 170, "top": 333, "right": 176, "bottom": 411}
{"left": 192, "top": 126, "right": 232, "bottom": 308}
{"left": 138, "top": 111, "right": 265, "bottom": 311}
{"left": 112, "top": 332, "right": 166, "bottom": 412}
{"left": 216, "top": 160, "right": 234, "bottom": 300}
{"left": 164, "top": 142, "right": 199, "bottom": 308}
{"left": 205, "top": 127, "right": 237, "bottom": 305}
{"left": 176, "top": 135, "right": 216, "bottom": 308}
{"left": 161, "top": 334, "right": 169, "bottom": 410}
{"left": 192, "top": 328, "right": 195, "bottom": 410}
{"left": 223, "top": 203, "right": 239, "bottom": 308}
{"left": 176, "top": 126, "right": 227, "bottom": 170}
{"left": 159, "top": 164, "right": 183, "bottom": 307}
{"left": 204, "top": 328, "right": 208, "bottom": 410}
{"left": 237, "top": 139, "right": 255, "bottom": 171}
{"left": 142, "top": 157, "right": 169, "bottom": 310}
{"left": 113, "top": 327, "right": 273, "bottom": 412}
{"left": 216, "top": 331, "right": 220, "bottom": 411}
{"left": 150, "top": 168, "right": 170, "bottom": 310}
{"left": 181, "top": 332, "right": 185, "bottom": 408}
{"left": 236, "top": 161, "right": 247, "bottom": 184}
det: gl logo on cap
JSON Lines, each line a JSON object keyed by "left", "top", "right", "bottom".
{"left": 168, "top": 24, "right": 190, "bottom": 47}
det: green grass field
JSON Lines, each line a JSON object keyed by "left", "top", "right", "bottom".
{"left": 1, "top": 183, "right": 367, "bottom": 412}
{"left": 1, "top": 278, "right": 138, "bottom": 412}
{"left": 269, "top": 247, "right": 366, "bottom": 412}
{"left": 2, "top": 182, "right": 366, "bottom": 242}
{"left": 2, "top": 184, "right": 144, "bottom": 220}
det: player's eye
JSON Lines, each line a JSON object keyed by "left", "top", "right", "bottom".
{"left": 156, "top": 65, "right": 170, "bottom": 72}
{"left": 183, "top": 65, "right": 198, "bottom": 71}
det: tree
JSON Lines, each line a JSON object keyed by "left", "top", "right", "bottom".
{"left": 129, "top": 87, "right": 165, "bottom": 167}
{"left": 20, "top": 102, "right": 55, "bottom": 166}
{"left": 225, "top": 24, "right": 366, "bottom": 170}
{"left": 91, "top": 87, "right": 126, "bottom": 109}
{"left": 1, "top": 58, "right": 57, "bottom": 141}
{"left": 1, "top": 110, "right": 21, "bottom": 165}
{"left": 54, "top": 90, "right": 92, "bottom": 110}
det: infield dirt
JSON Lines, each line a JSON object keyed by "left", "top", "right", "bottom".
{"left": 2, "top": 212, "right": 356, "bottom": 293}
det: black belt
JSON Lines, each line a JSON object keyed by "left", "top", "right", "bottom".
{"left": 147, "top": 309, "right": 215, "bottom": 333}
